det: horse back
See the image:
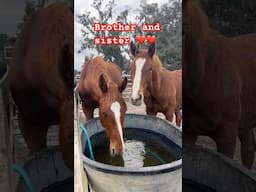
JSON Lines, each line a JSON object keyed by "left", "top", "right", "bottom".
{"left": 77, "top": 57, "right": 123, "bottom": 105}
{"left": 9, "top": 3, "right": 73, "bottom": 124}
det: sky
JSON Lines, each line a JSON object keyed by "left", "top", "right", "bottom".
{"left": 0, "top": 0, "right": 171, "bottom": 70}
{"left": 74, "top": 0, "right": 170, "bottom": 70}
{"left": 0, "top": 0, "right": 26, "bottom": 36}
{"left": 0, "top": 0, "right": 70, "bottom": 36}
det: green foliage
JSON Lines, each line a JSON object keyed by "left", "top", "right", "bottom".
{"left": 17, "top": 0, "right": 73, "bottom": 32}
{"left": 17, "top": 1, "right": 37, "bottom": 31}
{"left": 136, "top": 0, "right": 182, "bottom": 70}
{"left": 200, "top": 0, "right": 256, "bottom": 36}
{"left": 77, "top": 0, "right": 182, "bottom": 70}
{"left": 77, "top": 0, "right": 130, "bottom": 69}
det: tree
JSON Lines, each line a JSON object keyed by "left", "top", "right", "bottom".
{"left": 78, "top": 0, "right": 182, "bottom": 70}
{"left": 77, "top": 0, "right": 130, "bottom": 69}
{"left": 17, "top": 1, "right": 37, "bottom": 32}
{"left": 136, "top": 0, "right": 182, "bottom": 70}
{"left": 17, "top": 0, "right": 73, "bottom": 33}
{"left": 200, "top": 0, "right": 256, "bottom": 36}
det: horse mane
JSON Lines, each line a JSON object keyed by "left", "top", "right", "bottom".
{"left": 183, "top": 0, "right": 211, "bottom": 86}
{"left": 186, "top": 0, "right": 209, "bottom": 39}
{"left": 152, "top": 54, "right": 163, "bottom": 68}
{"left": 92, "top": 56, "right": 104, "bottom": 63}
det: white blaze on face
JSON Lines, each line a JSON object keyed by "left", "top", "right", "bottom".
{"left": 131, "top": 58, "right": 146, "bottom": 100}
{"left": 110, "top": 101, "right": 124, "bottom": 149}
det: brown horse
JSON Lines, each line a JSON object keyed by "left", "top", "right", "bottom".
{"left": 129, "top": 42, "right": 182, "bottom": 126}
{"left": 76, "top": 57, "right": 127, "bottom": 156}
{"left": 9, "top": 3, "right": 74, "bottom": 170}
{"left": 183, "top": 0, "right": 256, "bottom": 168}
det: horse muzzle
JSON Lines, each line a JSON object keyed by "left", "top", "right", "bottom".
{"left": 110, "top": 143, "right": 124, "bottom": 157}
{"left": 131, "top": 94, "right": 142, "bottom": 106}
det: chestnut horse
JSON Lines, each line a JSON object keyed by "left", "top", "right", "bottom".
{"left": 76, "top": 57, "right": 127, "bottom": 156}
{"left": 183, "top": 0, "right": 256, "bottom": 168}
{"left": 129, "top": 42, "right": 182, "bottom": 127}
{"left": 9, "top": 3, "right": 74, "bottom": 170}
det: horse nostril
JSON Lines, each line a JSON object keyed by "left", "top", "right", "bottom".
{"left": 131, "top": 96, "right": 142, "bottom": 105}
{"left": 135, "top": 95, "right": 142, "bottom": 102}
{"left": 111, "top": 148, "right": 116, "bottom": 156}
{"left": 131, "top": 98, "right": 137, "bottom": 103}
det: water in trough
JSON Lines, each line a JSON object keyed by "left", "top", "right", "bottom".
{"left": 84, "top": 128, "right": 179, "bottom": 167}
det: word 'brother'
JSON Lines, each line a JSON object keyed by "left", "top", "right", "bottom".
{"left": 94, "top": 22, "right": 161, "bottom": 32}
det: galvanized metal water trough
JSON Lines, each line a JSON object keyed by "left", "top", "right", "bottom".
{"left": 183, "top": 145, "right": 256, "bottom": 192}
{"left": 81, "top": 114, "right": 182, "bottom": 192}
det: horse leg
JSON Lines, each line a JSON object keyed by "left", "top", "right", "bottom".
{"left": 166, "top": 107, "right": 175, "bottom": 123}
{"left": 183, "top": 133, "right": 198, "bottom": 144}
{"left": 18, "top": 114, "right": 48, "bottom": 152}
{"left": 82, "top": 105, "right": 94, "bottom": 120}
{"left": 175, "top": 109, "right": 182, "bottom": 127}
{"left": 215, "top": 121, "right": 237, "bottom": 159}
{"left": 239, "top": 129, "right": 255, "bottom": 169}
{"left": 59, "top": 99, "right": 73, "bottom": 171}
{"left": 146, "top": 107, "right": 157, "bottom": 116}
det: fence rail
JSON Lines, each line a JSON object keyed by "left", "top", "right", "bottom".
{"left": 122, "top": 74, "right": 132, "bottom": 101}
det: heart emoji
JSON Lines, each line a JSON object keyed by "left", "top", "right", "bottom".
{"left": 136, "top": 35, "right": 146, "bottom": 44}
{"left": 147, "top": 35, "right": 156, "bottom": 44}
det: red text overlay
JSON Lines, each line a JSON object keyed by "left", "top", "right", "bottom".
{"left": 93, "top": 22, "right": 161, "bottom": 45}
{"left": 94, "top": 36, "right": 130, "bottom": 45}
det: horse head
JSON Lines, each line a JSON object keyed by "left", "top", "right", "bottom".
{"left": 129, "top": 42, "right": 158, "bottom": 106}
{"left": 98, "top": 73, "right": 127, "bottom": 156}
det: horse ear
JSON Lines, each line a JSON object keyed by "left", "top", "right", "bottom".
{"left": 99, "top": 74, "right": 108, "bottom": 93}
{"left": 183, "top": 0, "right": 188, "bottom": 6}
{"left": 119, "top": 77, "right": 128, "bottom": 93}
{"left": 130, "top": 41, "right": 136, "bottom": 56}
{"left": 148, "top": 43, "right": 155, "bottom": 58}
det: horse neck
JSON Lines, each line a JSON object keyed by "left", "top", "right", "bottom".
{"left": 150, "top": 64, "right": 162, "bottom": 96}
{"left": 184, "top": 6, "right": 209, "bottom": 88}
{"left": 187, "top": 0, "right": 209, "bottom": 40}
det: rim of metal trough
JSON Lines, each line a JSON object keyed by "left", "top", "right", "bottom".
{"left": 184, "top": 145, "right": 256, "bottom": 181}
{"left": 82, "top": 114, "right": 182, "bottom": 175}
